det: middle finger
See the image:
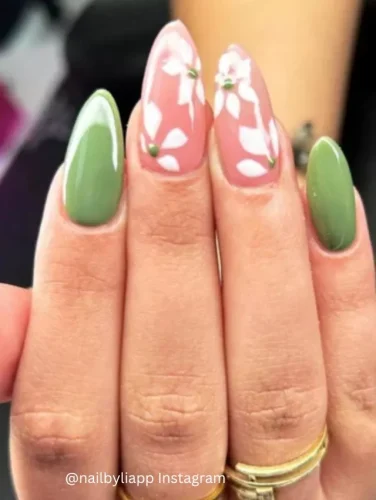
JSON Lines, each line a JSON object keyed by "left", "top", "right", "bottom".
{"left": 121, "top": 22, "right": 227, "bottom": 500}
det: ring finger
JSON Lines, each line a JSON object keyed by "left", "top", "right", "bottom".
{"left": 211, "top": 46, "right": 327, "bottom": 499}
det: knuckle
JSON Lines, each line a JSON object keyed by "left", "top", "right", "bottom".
{"left": 234, "top": 385, "right": 325, "bottom": 440}
{"left": 320, "top": 280, "right": 374, "bottom": 315}
{"left": 135, "top": 193, "right": 210, "bottom": 248}
{"left": 11, "top": 410, "right": 98, "bottom": 468}
{"left": 341, "top": 372, "right": 376, "bottom": 415}
{"left": 42, "top": 253, "right": 121, "bottom": 295}
{"left": 125, "top": 390, "right": 211, "bottom": 449}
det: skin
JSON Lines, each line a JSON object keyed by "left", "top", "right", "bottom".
{"left": 172, "top": 0, "right": 363, "bottom": 139}
{"left": 1, "top": 108, "right": 376, "bottom": 500}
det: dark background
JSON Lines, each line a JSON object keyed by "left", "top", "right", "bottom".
{"left": 0, "top": 0, "right": 375, "bottom": 497}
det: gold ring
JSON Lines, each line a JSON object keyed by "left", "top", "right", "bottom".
{"left": 117, "top": 481, "right": 225, "bottom": 500}
{"left": 225, "top": 427, "right": 328, "bottom": 500}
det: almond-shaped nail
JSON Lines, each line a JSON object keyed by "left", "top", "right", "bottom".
{"left": 63, "top": 89, "right": 124, "bottom": 226}
{"left": 139, "top": 21, "right": 206, "bottom": 174}
{"left": 214, "top": 45, "right": 279, "bottom": 186}
{"left": 307, "top": 137, "right": 356, "bottom": 251}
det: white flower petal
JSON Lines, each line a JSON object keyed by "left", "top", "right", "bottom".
{"left": 161, "top": 128, "right": 188, "bottom": 149}
{"left": 178, "top": 37, "right": 193, "bottom": 65}
{"left": 140, "top": 134, "right": 147, "bottom": 153}
{"left": 219, "top": 51, "right": 241, "bottom": 75}
{"left": 157, "top": 155, "right": 180, "bottom": 172}
{"left": 237, "top": 159, "right": 268, "bottom": 178}
{"left": 269, "top": 118, "right": 279, "bottom": 157}
{"left": 218, "top": 53, "right": 232, "bottom": 75}
{"left": 144, "top": 101, "right": 162, "bottom": 140}
{"left": 236, "top": 58, "right": 251, "bottom": 81}
{"left": 238, "top": 82, "right": 258, "bottom": 102}
{"left": 178, "top": 76, "right": 194, "bottom": 105}
{"left": 196, "top": 79, "right": 205, "bottom": 105}
{"left": 188, "top": 101, "right": 194, "bottom": 124}
{"left": 239, "top": 126, "right": 269, "bottom": 155}
{"left": 195, "top": 56, "right": 202, "bottom": 72}
{"left": 214, "top": 90, "right": 225, "bottom": 117}
{"left": 165, "top": 32, "right": 180, "bottom": 49}
{"left": 215, "top": 73, "right": 225, "bottom": 86}
{"left": 226, "top": 93, "right": 241, "bottom": 119}
{"left": 163, "top": 57, "right": 184, "bottom": 76}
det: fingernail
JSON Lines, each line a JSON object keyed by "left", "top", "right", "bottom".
{"left": 307, "top": 137, "right": 356, "bottom": 251}
{"left": 214, "top": 45, "right": 279, "bottom": 186}
{"left": 139, "top": 21, "right": 206, "bottom": 174}
{"left": 63, "top": 89, "right": 124, "bottom": 226}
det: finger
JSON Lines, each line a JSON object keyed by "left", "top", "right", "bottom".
{"left": 10, "top": 90, "right": 126, "bottom": 500}
{"left": 0, "top": 284, "right": 30, "bottom": 402}
{"left": 211, "top": 45, "right": 327, "bottom": 500}
{"left": 306, "top": 138, "right": 376, "bottom": 499}
{"left": 121, "top": 21, "right": 227, "bottom": 500}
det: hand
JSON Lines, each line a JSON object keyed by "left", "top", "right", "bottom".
{"left": 2, "top": 21, "right": 376, "bottom": 500}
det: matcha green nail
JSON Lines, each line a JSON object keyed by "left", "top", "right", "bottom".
{"left": 63, "top": 89, "right": 124, "bottom": 226}
{"left": 307, "top": 136, "right": 356, "bottom": 251}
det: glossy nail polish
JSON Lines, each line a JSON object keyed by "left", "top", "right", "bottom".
{"left": 63, "top": 89, "right": 124, "bottom": 226}
{"left": 139, "top": 21, "right": 206, "bottom": 174}
{"left": 307, "top": 137, "right": 356, "bottom": 251}
{"left": 214, "top": 45, "right": 279, "bottom": 186}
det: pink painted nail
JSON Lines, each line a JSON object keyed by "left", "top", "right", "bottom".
{"left": 214, "top": 45, "right": 280, "bottom": 186}
{"left": 139, "top": 21, "right": 206, "bottom": 174}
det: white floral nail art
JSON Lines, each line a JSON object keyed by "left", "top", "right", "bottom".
{"left": 162, "top": 32, "right": 205, "bottom": 123}
{"left": 214, "top": 47, "right": 279, "bottom": 179}
{"left": 141, "top": 102, "right": 188, "bottom": 172}
{"left": 140, "top": 25, "right": 206, "bottom": 173}
{"left": 214, "top": 51, "right": 257, "bottom": 119}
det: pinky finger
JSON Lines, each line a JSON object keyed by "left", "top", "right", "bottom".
{"left": 306, "top": 137, "right": 376, "bottom": 499}
{"left": 0, "top": 284, "right": 30, "bottom": 402}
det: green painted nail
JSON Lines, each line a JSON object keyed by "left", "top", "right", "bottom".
{"left": 307, "top": 137, "right": 356, "bottom": 251}
{"left": 63, "top": 89, "right": 124, "bottom": 226}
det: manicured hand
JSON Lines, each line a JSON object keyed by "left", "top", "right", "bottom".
{"left": 2, "top": 21, "right": 375, "bottom": 500}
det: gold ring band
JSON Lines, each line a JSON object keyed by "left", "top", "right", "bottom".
{"left": 225, "top": 427, "right": 328, "bottom": 499}
{"left": 117, "top": 481, "right": 225, "bottom": 500}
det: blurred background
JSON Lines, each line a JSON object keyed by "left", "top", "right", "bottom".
{"left": 0, "top": 0, "right": 374, "bottom": 496}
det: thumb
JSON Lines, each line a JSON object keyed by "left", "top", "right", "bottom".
{"left": 0, "top": 284, "right": 30, "bottom": 402}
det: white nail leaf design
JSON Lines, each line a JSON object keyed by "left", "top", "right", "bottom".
{"left": 218, "top": 53, "right": 231, "bottom": 74}
{"left": 179, "top": 37, "right": 194, "bottom": 65}
{"left": 237, "top": 59, "right": 251, "bottom": 80}
{"left": 178, "top": 76, "right": 195, "bottom": 106}
{"left": 188, "top": 102, "right": 194, "bottom": 125}
{"left": 239, "top": 126, "right": 269, "bottom": 155}
{"left": 237, "top": 159, "right": 268, "bottom": 177}
{"left": 214, "top": 90, "right": 225, "bottom": 117}
{"left": 196, "top": 79, "right": 205, "bottom": 105}
{"left": 161, "top": 128, "right": 188, "bottom": 149}
{"left": 269, "top": 118, "right": 279, "bottom": 157}
{"left": 195, "top": 56, "right": 202, "bottom": 72}
{"left": 144, "top": 101, "right": 162, "bottom": 140}
{"left": 219, "top": 51, "right": 241, "bottom": 74}
{"left": 157, "top": 155, "right": 180, "bottom": 172}
{"left": 140, "top": 134, "right": 147, "bottom": 153}
{"left": 163, "top": 57, "right": 184, "bottom": 76}
{"left": 238, "top": 82, "right": 258, "bottom": 103}
{"left": 227, "top": 93, "right": 241, "bottom": 119}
